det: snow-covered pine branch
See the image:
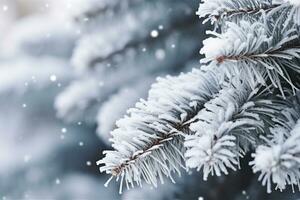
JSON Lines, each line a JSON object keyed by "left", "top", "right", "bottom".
{"left": 200, "top": 15, "right": 300, "bottom": 94}
{"left": 70, "top": 0, "right": 197, "bottom": 73}
{"left": 184, "top": 71, "right": 278, "bottom": 180}
{"left": 72, "top": 24, "right": 199, "bottom": 73}
{"left": 197, "top": 0, "right": 296, "bottom": 25}
{"left": 96, "top": 78, "right": 153, "bottom": 143}
{"left": 97, "top": 68, "right": 224, "bottom": 193}
{"left": 97, "top": 0, "right": 300, "bottom": 196}
{"left": 251, "top": 94, "right": 300, "bottom": 193}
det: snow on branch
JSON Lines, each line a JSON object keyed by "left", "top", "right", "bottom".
{"left": 197, "top": 0, "right": 283, "bottom": 24}
{"left": 200, "top": 17, "right": 300, "bottom": 93}
{"left": 184, "top": 73, "right": 278, "bottom": 180}
{"left": 97, "top": 68, "right": 223, "bottom": 193}
{"left": 251, "top": 95, "right": 300, "bottom": 193}
{"left": 71, "top": 9, "right": 197, "bottom": 72}
{"left": 197, "top": 0, "right": 300, "bottom": 25}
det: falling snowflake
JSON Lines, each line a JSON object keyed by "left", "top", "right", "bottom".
{"left": 50, "top": 75, "right": 57, "bottom": 82}
{"left": 79, "top": 141, "right": 84, "bottom": 146}
{"left": 86, "top": 161, "right": 92, "bottom": 166}
{"left": 2, "top": 5, "right": 8, "bottom": 11}
{"left": 150, "top": 30, "right": 159, "bottom": 38}
{"left": 55, "top": 178, "right": 61, "bottom": 185}
{"left": 61, "top": 128, "right": 67, "bottom": 133}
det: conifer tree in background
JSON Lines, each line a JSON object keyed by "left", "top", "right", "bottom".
{"left": 55, "top": 0, "right": 204, "bottom": 142}
{"left": 100, "top": 0, "right": 300, "bottom": 199}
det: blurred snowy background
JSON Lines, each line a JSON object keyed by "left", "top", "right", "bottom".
{"left": 0, "top": 0, "right": 204, "bottom": 199}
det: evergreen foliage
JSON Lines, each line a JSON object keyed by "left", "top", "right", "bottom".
{"left": 99, "top": 0, "right": 300, "bottom": 195}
